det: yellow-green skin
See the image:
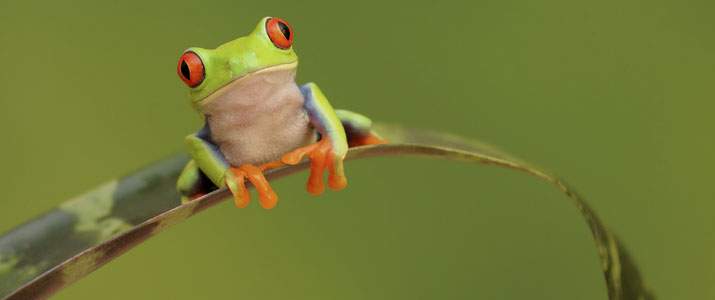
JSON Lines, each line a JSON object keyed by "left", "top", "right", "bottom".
{"left": 185, "top": 18, "right": 298, "bottom": 109}
{"left": 176, "top": 17, "right": 375, "bottom": 204}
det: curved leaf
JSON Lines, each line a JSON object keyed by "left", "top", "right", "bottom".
{"left": 0, "top": 153, "right": 187, "bottom": 298}
{"left": 0, "top": 123, "right": 654, "bottom": 300}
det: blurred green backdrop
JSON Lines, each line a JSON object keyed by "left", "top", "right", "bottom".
{"left": 1, "top": 0, "right": 713, "bottom": 299}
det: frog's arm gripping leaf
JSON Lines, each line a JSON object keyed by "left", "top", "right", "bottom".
{"left": 281, "top": 82, "right": 350, "bottom": 193}
{"left": 180, "top": 125, "right": 229, "bottom": 202}
{"left": 300, "top": 83, "right": 349, "bottom": 158}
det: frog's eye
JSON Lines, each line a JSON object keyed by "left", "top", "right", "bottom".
{"left": 266, "top": 17, "right": 293, "bottom": 49}
{"left": 177, "top": 51, "right": 205, "bottom": 87}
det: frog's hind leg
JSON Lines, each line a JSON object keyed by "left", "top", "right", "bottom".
{"left": 177, "top": 159, "right": 217, "bottom": 204}
{"left": 334, "top": 109, "right": 388, "bottom": 147}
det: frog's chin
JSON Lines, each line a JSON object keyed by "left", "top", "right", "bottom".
{"left": 192, "top": 61, "right": 298, "bottom": 107}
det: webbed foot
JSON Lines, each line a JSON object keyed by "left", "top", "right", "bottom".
{"left": 224, "top": 161, "right": 284, "bottom": 209}
{"left": 281, "top": 137, "right": 347, "bottom": 195}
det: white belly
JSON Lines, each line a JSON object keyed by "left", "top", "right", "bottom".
{"left": 200, "top": 67, "right": 317, "bottom": 166}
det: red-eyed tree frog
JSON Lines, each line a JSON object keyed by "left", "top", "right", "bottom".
{"left": 175, "top": 17, "right": 386, "bottom": 209}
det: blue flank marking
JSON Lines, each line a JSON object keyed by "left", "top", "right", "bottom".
{"left": 195, "top": 123, "right": 230, "bottom": 166}
{"left": 300, "top": 83, "right": 331, "bottom": 135}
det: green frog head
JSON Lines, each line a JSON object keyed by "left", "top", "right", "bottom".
{"left": 177, "top": 17, "right": 298, "bottom": 110}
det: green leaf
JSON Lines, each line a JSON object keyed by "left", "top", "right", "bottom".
{"left": 0, "top": 123, "right": 654, "bottom": 300}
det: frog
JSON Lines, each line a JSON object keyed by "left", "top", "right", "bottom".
{"left": 175, "top": 17, "right": 387, "bottom": 209}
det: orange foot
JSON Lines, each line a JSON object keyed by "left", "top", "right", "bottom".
{"left": 225, "top": 161, "right": 284, "bottom": 209}
{"left": 348, "top": 133, "right": 389, "bottom": 148}
{"left": 281, "top": 137, "right": 347, "bottom": 195}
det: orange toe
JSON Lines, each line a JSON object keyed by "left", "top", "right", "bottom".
{"left": 259, "top": 160, "right": 284, "bottom": 172}
{"left": 225, "top": 168, "right": 251, "bottom": 208}
{"left": 305, "top": 141, "right": 330, "bottom": 194}
{"left": 281, "top": 141, "right": 321, "bottom": 165}
{"left": 239, "top": 164, "right": 279, "bottom": 210}
{"left": 327, "top": 162, "right": 348, "bottom": 191}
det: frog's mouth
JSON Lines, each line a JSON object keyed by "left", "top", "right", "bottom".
{"left": 193, "top": 61, "right": 298, "bottom": 106}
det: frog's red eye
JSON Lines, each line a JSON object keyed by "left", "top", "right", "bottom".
{"left": 266, "top": 17, "right": 293, "bottom": 49}
{"left": 177, "top": 51, "right": 205, "bottom": 87}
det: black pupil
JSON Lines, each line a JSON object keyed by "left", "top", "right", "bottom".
{"left": 278, "top": 22, "right": 290, "bottom": 40}
{"left": 181, "top": 60, "right": 191, "bottom": 80}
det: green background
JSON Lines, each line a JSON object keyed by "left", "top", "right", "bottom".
{"left": 1, "top": 0, "right": 713, "bottom": 299}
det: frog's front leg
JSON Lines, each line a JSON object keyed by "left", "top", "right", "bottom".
{"left": 280, "top": 83, "right": 350, "bottom": 195}
{"left": 184, "top": 125, "right": 282, "bottom": 209}
{"left": 177, "top": 159, "right": 212, "bottom": 204}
